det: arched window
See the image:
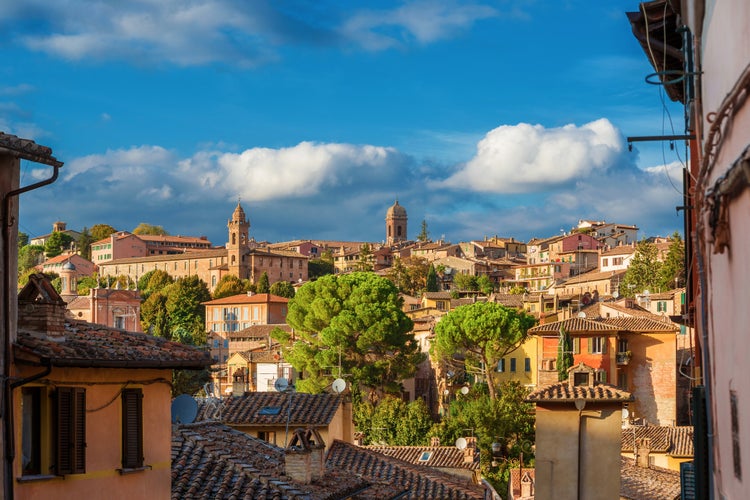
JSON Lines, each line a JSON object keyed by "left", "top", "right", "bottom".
{"left": 232, "top": 233, "right": 236, "bottom": 245}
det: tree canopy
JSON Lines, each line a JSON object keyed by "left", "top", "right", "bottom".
{"left": 417, "top": 220, "right": 430, "bottom": 242}
{"left": 432, "top": 302, "right": 536, "bottom": 400}
{"left": 44, "top": 231, "right": 73, "bottom": 258}
{"left": 137, "top": 269, "right": 174, "bottom": 301}
{"left": 356, "top": 243, "right": 373, "bottom": 272}
{"left": 426, "top": 264, "right": 439, "bottom": 292}
{"left": 77, "top": 227, "right": 94, "bottom": 260}
{"left": 269, "top": 280, "right": 296, "bottom": 298}
{"left": 132, "top": 223, "right": 169, "bottom": 235}
{"left": 256, "top": 271, "right": 270, "bottom": 293}
{"left": 90, "top": 224, "right": 117, "bottom": 241}
{"left": 275, "top": 272, "right": 422, "bottom": 395}
{"left": 386, "top": 256, "right": 429, "bottom": 296}
{"left": 658, "top": 231, "right": 685, "bottom": 290}
{"left": 212, "top": 274, "right": 245, "bottom": 299}
{"left": 620, "top": 239, "right": 662, "bottom": 297}
{"left": 557, "top": 326, "right": 574, "bottom": 381}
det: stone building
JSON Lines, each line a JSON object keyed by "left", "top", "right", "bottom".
{"left": 385, "top": 200, "right": 407, "bottom": 245}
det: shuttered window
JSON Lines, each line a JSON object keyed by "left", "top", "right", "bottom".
{"left": 121, "top": 388, "right": 144, "bottom": 469}
{"left": 56, "top": 387, "right": 86, "bottom": 475}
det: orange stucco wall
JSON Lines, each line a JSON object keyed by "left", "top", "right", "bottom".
{"left": 13, "top": 366, "right": 173, "bottom": 500}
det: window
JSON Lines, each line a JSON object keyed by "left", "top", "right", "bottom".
{"left": 213, "top": 339, "right": 219, "bottom": 348}
{"left": 510, "top": 358, "right": 516, "bottom": 372}
{"left": 589, "top": 337, "right": 606, "bottom": 354}
{"left": 573, "top": 337, "right": 581, "bottom": 354}
{"left": 657, "top": 300, "right": 667, "bottom": 312}
{"left": 121, "top": 389, "right": 143, "bottom": 469}
{"left": 595, "top": 370, "right": 607, "bottom": 383}
{"left": 114, "top": 316, "right": 125, "bottom": 329}
{"left": 573, "top": 372, "right": 589, "bottom": 386}
{"left": 258, "top": 431, "right": 276, "bottom": 445}
{"left": 22, "top": 387, "right": 43, "bottom": 475}
{"left": 497, "top": 359, "right": 505, "bottom": 372}
{"left": 618, "top": 372, "right": 628, "bottom": 389}
{"left": 613, "top": 257, "right": 623, "bottom": 266}
{"left": 418, "top": 451, "right": 432, "bottom": 462}
{"left": 602, "top": 258, "right": 609, "bottom": 267}
{"left": 56, "top": 387, "right": 86, "bottom": 475}
{"left": 524, "top": 358, "right": 531, "bottom": 372}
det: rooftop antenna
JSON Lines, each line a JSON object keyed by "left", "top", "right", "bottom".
{"left": 171, "top": 394, "right": 198, "bottom": 424}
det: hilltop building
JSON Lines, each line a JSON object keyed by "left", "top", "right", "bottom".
{"left": 97, "top": 203, "right": 308, "bottom": 291}
{"left": 385, "top": 200, "right": 408, "bottom": 245}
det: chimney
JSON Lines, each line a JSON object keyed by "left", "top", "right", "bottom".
{"left": 430, "top": 436, "right": 440, "bottom": 447}
{"left": 520, "top": 471, "right": 534, "bottom": 497}
{"left": 18, "top": 274, "right": 67, "bottom": 339}
{"left": 285, "top": 428, "right": 326, "bottom": 484}
{"left": 635, "top": 437, "right": 652, "bottom": 468}
{"left": 464, "top": 436, "right": 477, "bottom": 463}
{"left": 247, "top": 291, "right": 254, "bottom": 296}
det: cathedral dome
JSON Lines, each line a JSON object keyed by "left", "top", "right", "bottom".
{"left": 386, "top": 200, "right": 407, "bottom": 218}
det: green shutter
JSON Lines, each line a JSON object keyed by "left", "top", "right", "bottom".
{"left": 573, "top": 337, "right": 580, "bottom": 354}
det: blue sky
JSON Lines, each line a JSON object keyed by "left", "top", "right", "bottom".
{"left": 2, "top": 0, "right": 687, "bottom": 246}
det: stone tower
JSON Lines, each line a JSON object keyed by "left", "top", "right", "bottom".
{"left": 227, "top": 202, "right": 250, "bottom": 279}
{"left": 385, "top": 200, "right": 407, "bottom": 245}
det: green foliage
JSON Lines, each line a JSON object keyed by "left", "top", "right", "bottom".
{"left": 357, "top": 243, "right": 373, "bottom": 272}
{"left": 18, "top": 245, "right": 45, "bottom": 274}
{"left": 18, "top": 232, "right": 28, "bottom": 248}
{"left": 44, "top": 231, "right": 73, "bottom": 258}
{"left": 657, "top": 231, "right": 685, "bottom": 290}
{"left": 282, "top": 272, "right": 422, "bottom": 394}
{"left": 256, "top": 271, "right": 270, "bottom": 293}
{"left": 308, "top": 258, "right": 335, "bottom": 280}
{"left": 477, "top": 274, "right": 495, "bottom": 295}
{"left": 77, "top": 227, "right": 94, "bottom": 260}
{"left": 432, "top": 302, "right": 536, "bottom": 400}
{"left": 557, "top": 327, "right": 574, "bottom": 381}
{"left": 132, "top": 222, "right": 169, "bottom": 235}
{"left": 508, "top": 285, "right": 528, "bottom": 295}
{"left": 269, "top": 280, "right": 296, "bottom": 298}
{"left": 141, "top": 290, "right": 170, "bottom": 338}
{"left": 138, "top": 269, "right": 174, "bottom": 301}
{"left": 386, "top": 256, "right": 429, "bottom": 296}
{"left": 426, "top": 264, "right": 438, "bottom": 292}
{"left": 620, "top": 239, "right": 662, "bottom": 297}
{"left": 166, "top": 276, "right": 211, "bottom": 345}
{"left": 212, "top": 274, "right": 245, "bottom": 299}
{"left": 356, "top": 396, "right": 433, "bottom": 446}
{"left": 76, "top": 275, "right": 100, "bottom": 296}
{"left": 172, "top": 368, "right": 210, "bottom": 397}
{"left": 452, "top": 273, "right": 479, "bottom": 291}
{"left": 431, "top": 381, "right": 535, "bottom": 494}
{"left": 90, "top": 224, "right": 117, "bottom": 241}
{"left": 417, "top": 220, "right": 430, "bottom": 242}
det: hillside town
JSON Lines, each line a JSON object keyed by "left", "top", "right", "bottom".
{"left": 1, "top": 1, "right": 749, "bottom": 500}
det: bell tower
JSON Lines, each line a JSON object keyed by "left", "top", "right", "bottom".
{"left": 227, "top": 202, "right": 250, "bottom": 279}
{"left": 385, "top": 200, "right": 408, "bottom": 246}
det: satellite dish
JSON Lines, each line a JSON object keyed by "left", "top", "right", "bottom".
{"left": 455, "top": 437, "right": 467, "bottom": 450}
{"left": 613, "top": 291, "right": 619, "bottom": 299}
{"left": 171, "top": 394, "right": 198, "bottom": 424}
{"left": 622, "top": 408, "right": 630, "bottom": 419}
{"left": 331, "top": 378, "right": 346, "bottom": 394}
{"left": 578, "top": 311, "right": 587, "bottom": 318}
{"left": 643, "top": 289, "right": 650, "bottom": 296}
{"left": 274, "top": 377, "right": 289, "bottom": 392}
{"left": 224, "top": 387, "right": 233, "bottom": 394}
{"left": 460, "top": 386, "right": 469, "bottom": 395}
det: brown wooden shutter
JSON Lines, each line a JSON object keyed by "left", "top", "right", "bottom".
{"left": 121, "top": 388, "right": 144, "bottom": 468}
{"left": 56, "top": 387, "right": 86, "bottom": 475}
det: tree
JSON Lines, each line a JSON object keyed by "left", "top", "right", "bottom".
{"left": 357, "top": 396, "right": 433, "bottom": 446}
{"left": 477, "top": 274, "right": 494, "bottom": 295}
{"left": 18, "top": 245, "right": 45, "bottom": 275}
{"left": 356, "top": 243, "right": 373, "bottom": 272}
{"left": 276, "top": 272, "right": 422, "bottom": 395}
{"left": 141, "top": 290, "right": 171, "bottom": 338}
{"left": 557, "top": 327, "right": 574, "bottom": 381}
{"left": 386, "top": 256, "right": 429, "bottom": 296}
{"left": 308, "top": 258, "right": 334, "bottom": 280}
{"left": 90, "top": 224, "right": 117, "bottom": 241}
{"left": 426, "top": 264, "right": 439, "bottom": 292}
{"left": 212, "top": 274, "right": 245, "bottom": 299}
{"left": 256, "top": 271, "right": 270, "bottom": 293}
{"left": 658, "top": 231, "right": 685, "bottom": 290}
{"left": 453, "top": 273, "right": 478, "bottom": 291}
{"left": 133, "top": 223, "right": 169, "bottom": 235}
{"left": 432, "top": 302, "right": 536, "bottom": 400}
{"left": 269, "top": 280, "right": 295, "bottom": 299}
{"left": 417, "top": 219, "right": 430, "bottom": 242}
{"left": 620, "top": 239, "right": 662, "bottom": 297}
{"left": 77, "top": 227, "right": 94, "bottom": 260}
{"left": 44, "top": 231, "right": 73, "bottom": 258}
{"left": 138, "top": 269, "right": 174, "bottom": 301}
{"left": 18, "top": 232, "right": 29, "bottom": 248}
{"left": 76, "top": 275, "right": 100, "bottom": 296}
{"left": 166, "top": 276, "right": 211, "bottom": 345}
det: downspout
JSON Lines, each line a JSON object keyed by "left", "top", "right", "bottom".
{"left": 2, "top": 163, "right": 60, "bottom": 500}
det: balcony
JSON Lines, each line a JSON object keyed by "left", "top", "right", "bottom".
{"left": 616, "top": 351, "right": 632, "bottom": 366}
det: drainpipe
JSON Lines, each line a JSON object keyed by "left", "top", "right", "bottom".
{"left": 695, "top": 240, "right": 714, "bottom": 497}
{"left": 2, "top": 163, "right": 60, "bottom": 500}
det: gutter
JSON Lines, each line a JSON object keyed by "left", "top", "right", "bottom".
{"left": 2, "top": 161, "right": 61, "bottom": 500}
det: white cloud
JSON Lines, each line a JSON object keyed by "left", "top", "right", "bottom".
{"left": 63, "top": 145, "right": 174, "bottom": 181}
{"left": 436, "top": 118, "right": 625, "bottom": 193}
{"left": 342, "top": 1, "right": 497, "bottom": 50}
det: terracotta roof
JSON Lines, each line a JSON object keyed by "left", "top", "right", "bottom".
{"left": 362, "top": 445, "right": 480, "bottom": 470}
{"left": 423, "top": 292, "right": 452, "bottom": 300}
{"left": 619, "top": 457, "right": 681, "bottom": 500}
{"left": 559, "top": 269, "right": 626, "bottom": 286}
{"left": 601, "top": 245, "right": 636, "bottom": 256}
{"left": 103, "top": 248, "right": 227, "bottom": 265}
{"left": 621, "top": 426, "right": 694, "bottom": 457}
{"left": 15, "top": 319, "right": 211, "bottom": 369}
{"left": 249, "top": 247, "right": 309, "bottom": 259}
{"left": 65, "top": 296, "right": 91, "bottom": 310}
{"left": 138, "top": 234, "right": 211, "bottom": 245}
{"left": 601, "top": 317, "right": 679, "bottom": 332}
{"left": 201, "top": 392, "right": 343, "bottom": 427}
{"left": 203, "top": 293, "right": 290, "bottom": 306}
{"left": 0, "top": 132, "right": 63, "bottom": 166}
{"left": 226, "top": 324, "right": 292, "bottom": 340}
{"left": 526, "top": 381, "right": 633, "bottom": 403}
{"left": 327, "top": 440, "right": 485, "bottom": 499}
{"left": 490, "top": 293, "right": 525, "bottom": 308}
{"left": 528, "top": 317, "right": 619, "bottom": 334}
{"left": 584, "top": 301, "right": 654, "bottom": 318}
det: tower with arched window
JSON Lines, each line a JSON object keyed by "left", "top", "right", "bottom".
{"left": 385, "top": 200, "right": 408, "bottom": 245}
{"left": 227, "top": 202, "right": 250, "bottom": 279}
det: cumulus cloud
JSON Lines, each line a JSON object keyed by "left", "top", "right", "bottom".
{"left": 436, "top": 118, "right": 625, "bottom": 193}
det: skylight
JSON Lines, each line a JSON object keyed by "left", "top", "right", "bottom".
{"left": 418, "top": 451, "right": 432, "bottom": 462}
{"left": 258, "top": 406, "right": 281, "bottom": 415}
